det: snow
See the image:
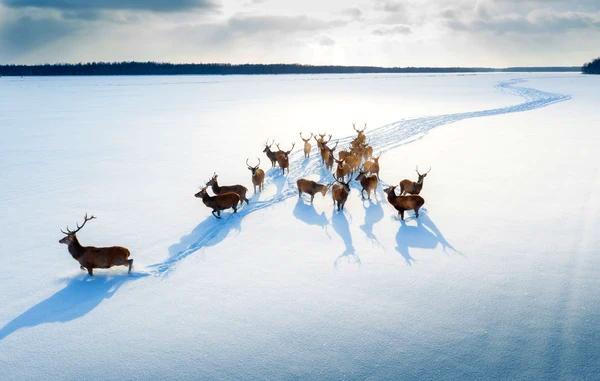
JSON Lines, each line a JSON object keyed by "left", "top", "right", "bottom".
{"left": 1, "top": 73, "right": 599, "bottom": 380}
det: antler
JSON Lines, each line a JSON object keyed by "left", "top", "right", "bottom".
{"left": 416, "top": 166, "right": 431, "bottom": 175}
{"left": 300, "top": 132, "right": 312, "bottom": 141}
{"left": 352, "top": 122, "right": 358, "bottom": 132}
{"left": 62, "top": 213, "right": 96, "bottom": 235}
{"left": 286, "top": 142, "right": 296, "bottom": 154}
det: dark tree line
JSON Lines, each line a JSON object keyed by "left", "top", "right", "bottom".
{"left": 582, "top": 58, "right": 600, "bottom": 74}
{"left": 0, "top": 61, "right": 581, "bottom": 76}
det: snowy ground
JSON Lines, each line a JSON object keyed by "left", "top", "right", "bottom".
{"left": 1, "top": 73, "right": 599, "bottom": 380}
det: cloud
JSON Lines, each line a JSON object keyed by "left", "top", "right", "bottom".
{"left": 341, "top": 7, "right": 362, "bottom": 21}
{"left": 372, "top": 25, "right": 411, "bottom": 36}
{"left": 0, "top": 12, "right": 79, "bottom": 58}
{"left": 226, "top": 14, "right": 347, "bottom": 35}
{"left": 318, "top": 36, "right": 335, "bottom": 46}
{"left": 1, "top": 0, "right": 218, "bottom": 12}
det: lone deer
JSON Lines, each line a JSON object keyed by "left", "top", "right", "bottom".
{"left": 297, "top": 178, "right": 329, "bottom": 203}
{"left": 332, "top": 180, "right": 351, "bottom": 211}
{"left": 384, "top": 186, "right": 425, "bottom": 220}
{"left": 363, "top": 154, "right": 380, "bottom": 179}
{"left": 246, "top": 158, "right": 265, "bottom": 193}
{"left": 275, "top": 143, "right": 295, "bottom": 175}
{"left": 195, "top": 186, "right": 240, "bottom": 218}
{"left": 207, "top": 173, "right": 249, "bottom": 205}
{"left": 263, "top": 140, "right": 278, "bottom": 167}
{"left": 399, "top": 166, "right": 431, "bottom": 195}
{"left": 59, "top": 214, "right": 133, "bottom": 276}
{"left": 300, "top": 132, "right": 313, "bottom": 158}
{"left": 356, "top": 170, "right": 378, "bottom": 200}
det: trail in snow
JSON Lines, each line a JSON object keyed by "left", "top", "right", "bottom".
{"left": 148, "top": 78, "right": 570, "bottom": 276}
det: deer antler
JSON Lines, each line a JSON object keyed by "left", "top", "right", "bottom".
{"left": 62, "top": 213, "right": 96, "bottom": 235}
{"left": 352, "top": 122, "right": 358, "bottom": 132}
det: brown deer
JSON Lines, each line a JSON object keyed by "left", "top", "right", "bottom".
{"left": 246, "top": 158, "right": 265, "bottom": 193}
{"left": 59, "top": 214, "right": 133, "bottom": 276}
{"left": 399, "top": 166, "right": 431, "bottom": 195}
{"left": 275, "top": 143, "right": 295, "bottom": 175}
{"left": 195, "top": 186, "right": 240, "bottom": 218}
{"left": 345, "top": 152, "right": 361, "bottom": 174}
{"left": 352, "top": 123, "right": 367, "bottom": 145}
{"left": 363, "top": 154, "right": 380, "bottom": 179}
{"left": 332, "top": 180, "right": 351, "bottom": 211}
{"left": 263, "top": 140, "right": 278, "bottom": 167}
{"left": 297, "top": 178, "right": 329, "bottom": 203}
{"left": 384, "top": 186, "right": 425, "bottom": 220}
{"left": 334, "top": 155, "right": 352, "bottom": 182}
{"left": 324, "top": 141, "right": 338, "bottom": 171}
{"left": 356, "top": 170, "right": 378, "bottom": 200}
{"left": 315, "top": 134, "right": 332, "bottom": 164}
{"left": 206, "top": 173, "right": 249, "bottom": 205}
{"left": 300, "top": 132, "right": 313, "bottom": 158}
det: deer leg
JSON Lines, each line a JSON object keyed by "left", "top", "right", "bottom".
{"left": 310, "top": 195, "right": 314, "bottom": 204}
{"left": 414, "top": 207, "right": 420, "bottom": 219}
{"left": 127, "top": 259, "right": 133, "bottom": 273}
{"left": 87, "top": 267, "right": 94, "bottom": 276}
{"left": 80, "top": 265, "right": 85, "bottom": 271}
{"left": 399, "top": 210, "right": 405, "bottom": 220}
{"left": 212, "top": 210, "right": 221, "bottom": 219}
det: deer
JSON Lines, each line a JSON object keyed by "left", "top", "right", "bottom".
{"left": 384, "top": 186, "right": 425, "bottom": 220}
{"left": 206, "top": 173, "right": 249, "bottom": 205}
{"left": 356, "top": 170, "right": 378, "bottom": 201}
{"left": 195, "top": 186, "right": 240, "bottom": 218}
{"left": 300, "top": 132, "right": 313, "bottom": 158}
{"left": 315, "top": 134, "right": 332, "bottom": 164}
{"left": 59, "top": 214, "right": 133, "bottom": 276}
{"left": 352, "top": 123, "right": 367, "bottom": 145}
{"left": 297, "top": 178, "right": 329, "bottom": 203}
{"left": 275, "top": 143, "right": 295, "bottom": 175}
{"left": 263, "top": 140, "right": 278, "bottom": 167}
{"left": 334, "top": 155, "right": 352, "bottom": 182}
{"left": 246, "top": 158, "right": 265, "bottom": 193}
{"left": 399, "top": 166, "right": 431, "bottom": 196}
{"left": 363, "top": 154, "right": 381, "bottom": 179}
{"left": 344, "top": 152, "right": 361, "bottom": 174}
{"left": 324, "top": 141, "right": 338, "bottom": 171}
{"left": 332, "top": 179, "right": 351, "bottom": 211}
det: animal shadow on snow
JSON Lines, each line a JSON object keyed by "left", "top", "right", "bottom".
{"left": 360, "top": 199, "right": 384, "bottom": 244}
{"left": 332, "top": 211, "right": 360, "bottom": 267}
{"left": 293, "top": 198, "right": 329, "bottom": 229}
{"left": 395, "top": 212, "right": 457, "bottom": 265}
{"left": 0, "top": 272, "right": 147, "bottom": 341}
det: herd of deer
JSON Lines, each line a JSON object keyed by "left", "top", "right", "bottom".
{"left": 59, "top": 123, "right": 431, "bottom": 275}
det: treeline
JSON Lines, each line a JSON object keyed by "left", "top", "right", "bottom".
{"left": 0, "top": 62, "right": 582, "bottom": 76}
{"left": 582, "top": 58, "right": 600, "bottom": 74}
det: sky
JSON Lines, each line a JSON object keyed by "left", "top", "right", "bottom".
{"left": 0, "top": 0, "right": 599, "bottom": 66}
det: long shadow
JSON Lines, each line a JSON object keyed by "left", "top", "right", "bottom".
{"left": 0, "top": 272, "right": 147, "bottom": 341}
{"left": 331, "top": 211, "right": 360, "bottom": 267}
{"left": 293, "top": 198, "right": 328, "bottom": 229}
{"left": 360, "top": 200, "right": 384, "bottom": 243}
{"left": 394, "top": 213, "right": 457, "bottom": 265}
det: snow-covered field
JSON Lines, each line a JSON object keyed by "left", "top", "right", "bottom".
{"left": 1, "top": 72, "right": 599, "bottom": 380}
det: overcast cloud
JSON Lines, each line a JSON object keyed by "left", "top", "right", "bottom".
{"left": 0, "top": 0, "right": 598, "bottom": 66}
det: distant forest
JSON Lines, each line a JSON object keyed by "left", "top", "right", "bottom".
{"left": 582, "top": 58, "right": 600, "bottom": 74}
{"left": 0, "top": 62, "right": 583, "bottom": 76}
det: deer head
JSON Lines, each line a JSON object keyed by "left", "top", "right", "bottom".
{"left": 416, "top": 166, "right": 431, "bottom": 183}
{"left": 300, "top": 132, "right": 312, "bottom": 142}
{"left": 262, "top": 140, "right": 274, "bottom": 153}
{"left": 59, "top": 213, "right": 96, "bottom": 244}
{"left": 194, "top": 186, "right": 208, "bottom": 198}
{"left": 246, "top": 158, "right": 261, "bottom": 175}
{"left": 206, "top": 173, "right": 218, "bottom": 187}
